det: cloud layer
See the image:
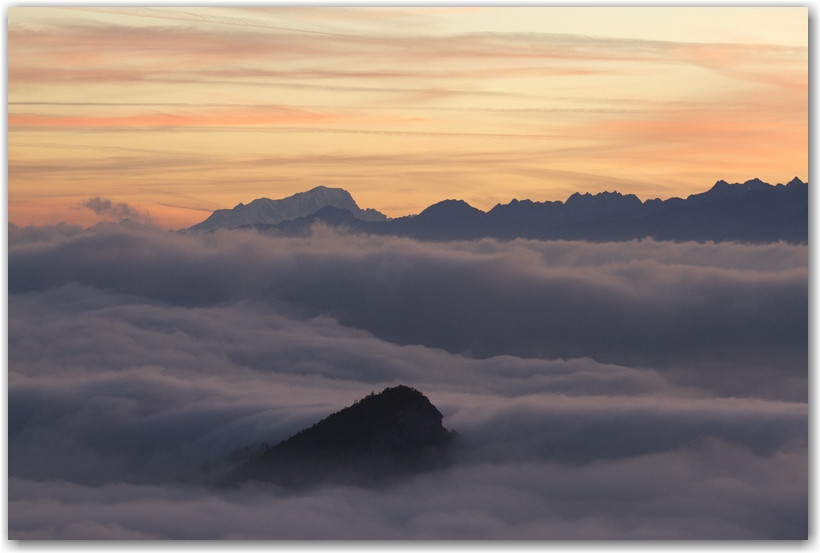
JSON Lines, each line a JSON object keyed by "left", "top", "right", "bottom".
{"left": 10, "top": 223, "right": 808, "bottom": 399}
{"left": 8, "top": 224, "right": 808, "bottom": 539}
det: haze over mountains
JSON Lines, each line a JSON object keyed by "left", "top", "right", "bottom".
{"left": 187, "top": 177, "right": 808, "bottom": 244}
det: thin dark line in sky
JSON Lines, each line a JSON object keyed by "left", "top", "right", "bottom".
{"left": 65, "top": 7, "right": 384, "bottom": 40}
{"left": 11, "top": 99, "right": 754, "bottom": 113}
{"left": 9, "top": 125, "right": 579, "bottom": 140}
{"left": 7, "top": 101, "right": 645, "bottom": 116}
{"left": 145, "top": 78, "right": 550, "bottom": 101}
{"left": 151, "top": 201, "right": 217, "bottom": 213}
{"left": 7, "top": 140, "right": 200, "bottom": 157}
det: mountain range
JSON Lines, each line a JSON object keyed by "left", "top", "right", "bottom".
{"left": 187, "top": 178, "right": 808, "bottom": 244}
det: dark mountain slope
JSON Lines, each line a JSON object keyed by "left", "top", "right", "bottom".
{"left": 238, "top": 205, "right": 376, "bottom": 237}
{"left": 221, "top": 386, "right": 454, "bottom": 489}
{"left": 636, "top": 180, "right": 808, "bottom": 243}
{"left": 385, "top": 199, "right": 486, "bottom": 241}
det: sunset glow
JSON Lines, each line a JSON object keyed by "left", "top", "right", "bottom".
{"left": 8, "top": 7, "right": 807, "bottom": 229}
{"left": 8, "top": 7, "right": 809, "bottom": 540}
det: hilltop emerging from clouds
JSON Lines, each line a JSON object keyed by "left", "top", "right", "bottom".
{"left": 186, "top": 177, "right": 808, "bottom": 244}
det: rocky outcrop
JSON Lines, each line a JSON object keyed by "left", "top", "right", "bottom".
{"left": 220, "top": 386, "right": 454, "bottom": 489}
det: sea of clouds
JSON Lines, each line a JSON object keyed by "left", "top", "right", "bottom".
{"left": 8, "top": 222, "right": 808, "bottom": 539}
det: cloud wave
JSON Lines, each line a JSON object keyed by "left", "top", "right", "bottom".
{"left": 8, "top": 223, "right": 807, "bottom": 538}
{"left": 9, "top": 224, "right": 807, "bottom": 399}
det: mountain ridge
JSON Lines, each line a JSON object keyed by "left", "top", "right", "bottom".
{"left": 189, "top": 177, "right": 808, "bottom": 244}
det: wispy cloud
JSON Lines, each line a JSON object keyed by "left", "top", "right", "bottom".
{"left": 80, "top": 197, "right": 153, "bottom": 224}
{"left": 10, "top": 107, "right": 352, "bottom": 128}
{"left": 7, "top": 7, "right": 807, "bottom": 229}
{"left": 8, "top": 20, "right": 805, "bottom": 87}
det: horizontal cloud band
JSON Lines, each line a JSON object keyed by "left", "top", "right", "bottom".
{"left": 9, "top": 224, "right": 808, "bottom": 397}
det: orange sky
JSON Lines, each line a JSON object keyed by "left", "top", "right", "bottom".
{"left": 8, "top": 7, "right": 807, "bottom": 230}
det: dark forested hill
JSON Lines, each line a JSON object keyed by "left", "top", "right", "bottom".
{"left": 220, "top": 386, "right": 454, "bottom": 489}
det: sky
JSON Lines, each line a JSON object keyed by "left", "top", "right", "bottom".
{"left": 7, "top": 7, "right": 808, "bottom": 229}
{"left": 5, "top": 6, "right": 809, "bottom": 541}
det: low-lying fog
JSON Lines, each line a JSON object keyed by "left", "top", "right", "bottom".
{"left": 8, "top": 222, "right": 808, "bottom": 539}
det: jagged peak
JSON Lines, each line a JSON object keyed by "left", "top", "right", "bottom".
{"left": 564, "top": 189, "right": 641, "bottom": 207}
{"left": 696, "top": 177, "right": 774, "bottom": 201}
{"left": 566, "top": 190, "right": 633, "bottom": 199}
{"left": 710, "top": 177, "right": 780, "bottom": 191}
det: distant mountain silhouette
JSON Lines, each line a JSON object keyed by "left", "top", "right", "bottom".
{"left": 240, "top": 205, "right": 365, "bottom": 236}
{"left": 187, "top": 186, "right": 387, "bottom": 232}
{"left": 387, "top": 199, "right": 486, "bottom": 241}
{"left": 196, "top": 177, "right": 808, "bottom": 244}
{"left": 219, "top": 386, "right": 454, "bottom": 489}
